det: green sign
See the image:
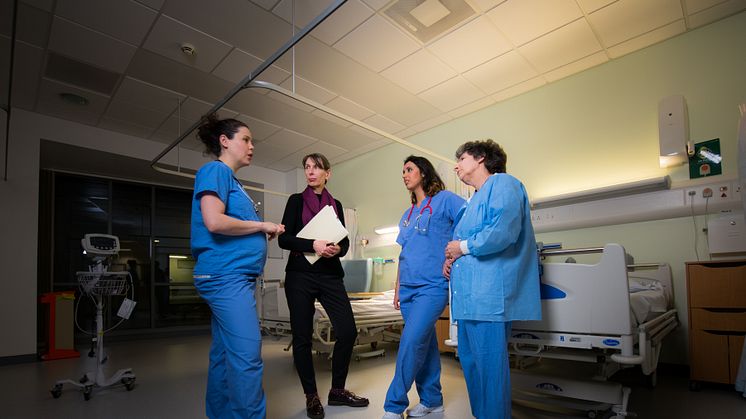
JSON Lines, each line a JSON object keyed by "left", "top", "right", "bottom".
{"left": 689, "top": 138, "right": 722, "bottom": 179}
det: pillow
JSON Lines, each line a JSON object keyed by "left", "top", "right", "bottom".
{"left": 628, "top": 277, "right": 662, "bottom": 293}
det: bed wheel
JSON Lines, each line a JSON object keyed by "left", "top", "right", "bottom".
{"left": 645, "top": 371, "right": 657, "bottom": 388}
{"left": 688, "top": 380, "right": 701, "bottom": 392}
{"left": 370, "top": 342, "right": 378, "bottom": 350}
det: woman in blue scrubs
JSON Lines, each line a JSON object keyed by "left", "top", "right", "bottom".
{"left": 443, "top": 140, "right": 541, "bottom": 419}
{"left": 191, "top": 113, "right": 285, "bottom": 419}
{"left": 382, "top": 156, "right": 465, "bottom": 419}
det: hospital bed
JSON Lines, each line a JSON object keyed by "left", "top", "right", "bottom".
{"left": 447, "top": 243, "right": 678, "bottom": 418}
{"left": 259, "top": 259, "right": 403, "bottom": 359}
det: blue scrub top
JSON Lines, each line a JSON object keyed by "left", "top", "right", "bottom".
{"left": 190, "top": 161, "right": 267, "bottom": 276}
{"left": 450, "top": 173, "right": 541, "bottom": 322}
{"left": 397, "top": 190, "right": 465, "bottom": 288}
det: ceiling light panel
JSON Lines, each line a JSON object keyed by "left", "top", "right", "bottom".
{"left": 48, "top": 16, "right": 136, "bottom": 73}
{"left": 55, "top": 0, "right": 157, "bottom": 46}
{"left": 518, "top": 18, "right": 602, "bottom": 73}
{"left": 486, "top": 0, "right": 583, "bottom": 46}
{"left": 384, "top": 0, "right": 475, "bottom": 43}
{"left": 334, "top": 14, "right": 420, "bottom": 72}
{"left": 381, "top": 49, "right": 457, "bottom": 94}
{"left": 463, "top": 51, "right": 537, "bottom": 94}
{"left": 428, "top": 16, "right": 512, "bottom": 72}
{"left": 588, "top": 0, "right": 683, "bottom": 47}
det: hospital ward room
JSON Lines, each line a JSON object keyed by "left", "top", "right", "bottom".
{"left": 3, "top": 0, "right": 746, "bottom": 418}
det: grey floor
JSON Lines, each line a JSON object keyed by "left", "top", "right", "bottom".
{"left": 1, "top": 334, "right": 744, "bottom": 418}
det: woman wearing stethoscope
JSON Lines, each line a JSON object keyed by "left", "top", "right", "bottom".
{"left": 382, "top": 156, "right": 465, "bottom": 419}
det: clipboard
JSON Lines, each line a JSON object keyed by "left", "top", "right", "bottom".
{"left": 297, "top": 205, "right": 349, "bottom": 264}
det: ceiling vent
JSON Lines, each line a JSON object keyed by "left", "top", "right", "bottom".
{"left": 384, "top": 0, "right": 475, "bottom": 43}
{"left": 44, "top": 52, "right": 120, "bottom": 96}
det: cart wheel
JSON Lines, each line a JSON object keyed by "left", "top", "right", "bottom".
{"left": 370, "top": 342, "right": 378, "bottom": 350}
{"left": 122, "top": 377, "right": 136, "bottom": 391}
{"left": 586, "top": 410, "right": 597, "bottom": 419}
{"left": 79, "top": 375, "right": 89, "bottom": 384}
{"left": 50, "top": 384, "right": 63, "bottom": 399}
{"left": 83, "top": 385, "right": 93, "bottom": 401}
{"left": 646, "top": 371, "right": 658, "bottom": 389}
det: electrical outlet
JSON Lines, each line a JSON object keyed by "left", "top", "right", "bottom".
{"left": 702, "top": 188, "right": 713, "bottom": 198}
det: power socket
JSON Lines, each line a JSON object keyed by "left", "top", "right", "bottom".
{"left": 702, "top": 187, "right": 713, "bottom": 198}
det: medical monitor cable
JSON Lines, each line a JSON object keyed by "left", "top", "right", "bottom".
{"left": 704, "top": 196, "right": 711, "bottom": 260}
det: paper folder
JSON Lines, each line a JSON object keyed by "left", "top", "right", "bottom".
{"left": 296, "top": 205, "right": 349, "bottom": 264}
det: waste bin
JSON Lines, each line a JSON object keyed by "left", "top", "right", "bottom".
{"left": 40, "top": 291, "right": 80, "bottom": 360}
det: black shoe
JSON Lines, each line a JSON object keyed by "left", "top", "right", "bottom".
{"left": 306, "top": 393, "right": 325, "bottom": 419}
{"left": 327, "top": 388, "right": 369, "bottom": 407}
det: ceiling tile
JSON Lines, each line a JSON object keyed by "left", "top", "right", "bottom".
{"left": 447, "top": 96, "right": 495, "bottom": 119}
{"left": 162, "top": 0, "right": 289, "bottom": 60}
{"left": 263, "top": 128, "right": 317, "bottom": 150}
{"left": 607, "top": 20, "right": 685, "bottom": 58}
{"left": 250, "top": 141, "right": 293, "bottom": 164}
{"left": 280, "top": 76, "right": 338, "bottom": 104}
{"left": 687, "top": 0, "right": 746, "bottom": 28}
{"left": 543, "top": 50, "right": 608, "bottom": 82}
{"left": 684, "top": 0, "right": 726, "bottom": 14}
{"left": 98, "top": 116, "right": 154, "bottom": 139}
{"left": 143, "top": 14, "right": 232, "bottom": 73}
{"left": 16, "top": 2, "right": 51, "bottom": 48}
{"left": 325, "top": 96, "right": 375, "bottom": 121}
{"left": 491, "top": 76, "right": 546, "bottom": 102}
{"left": 134, "top": 0, "right": 165, "bottom": 10}
{"left": 267, "top": 91, "right": 316, "bottom": 112}
{"left": 235, "top": 114, "right": 283, "bottom": 141}
{"left": 212, "top": 48, "right": 290, "bottom": 85}
{"left": 418, "top": 76, "right": 485, "bottom": 112}
{"left": 113, "top": 77, "right": 185, "bottom": 114}
{"left": 36, "top": 78, "right": 110, "bottom": 125}
{"left": 333, "top": 14, "right": 420, "bottom": 72}
{"left": 576, "top": 0, "right": 616, "bottom": 13}
{"left": 470, "top": 0, "right": 507, "bottom": 12}
{"left": 272, "top": 0, "right": 334, "bottom": 28}
{"left": 428, "top": 16, "right": 512, "bottom": 72}
{"left": 486, "top": 0, "right": 583, "bottom": 46}
{"left": 406, "top": 113, "right": 452, "bottom": 135}
{"left": 151, "top": 115, "right": 205, "bottom": 147}
{"left": 310, "top": 109, "right": 353, "bottom": 128}
{"left": 56, "top": 0, "right": 157, "bottom": 46}
{"left": 588, "top": 0, "right": 684, "bottom": 47}
{"left": 173, "top": 97, "right": 239, "bottom": 122}
{"left": 251, "top": 0, "right": 280, "bottom": 10}
{"left": 9, "top": 41, "right": 44, "bottom": 110}
{"left": 312, "top": 0, "right": 374, "bottom": 45}
{"left": 361, "top": 0, "right": 389, "bottom": 10}
{"left": 381, "top": 49, "right": 456, "bottom": 94}
{"left": 463, "top": 51, "right": 537, "bottom": 94}
{"left": 330, "top": 138, "right": 390, "bottom": 164}
{"left": 106, "top": 98, "right": 172, "bottom": 128}
{"left": 127, "top": 49, "right": 234, "bottom": 104}
{"left": 518, "top": 18, "right": 602, "bottom": 73}
{"left": 20, "top": 0, "right": 52, "bottom": 12}
{"left": 363, "top": 114, "right": 406, "bottom": 134}
{"left": 274, "top": 140, "right": 348, "bottom": 170}
{"left": 48, "top": 16, "right": 136, "bottom": 73}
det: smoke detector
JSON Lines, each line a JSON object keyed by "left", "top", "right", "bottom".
{"left": 180, "top": 43, "right": 196, "bottom": 56}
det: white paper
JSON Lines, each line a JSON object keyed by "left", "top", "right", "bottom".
{"left": 297, "top": 205, "right": 349, "bottom": 264}
{"left": 117, "top": 298, "right": 137, "bottom": 319}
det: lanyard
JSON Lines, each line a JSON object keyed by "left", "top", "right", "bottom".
{"left": 403, "top": 196, "right": 432, "bottom": 227}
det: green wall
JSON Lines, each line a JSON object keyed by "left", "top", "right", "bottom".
{"left": 332, "top": 12, "right": 746, "bottom": 365}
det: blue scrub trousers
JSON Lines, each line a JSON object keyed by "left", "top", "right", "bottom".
{"left": 384, "top": 283, "right": 448, "bottom": 414}
{"left": 458, "top": 320, "right": 511, "bottom": 419}
{"left": 195, "top": 274, "right": 266, "bottom": 419}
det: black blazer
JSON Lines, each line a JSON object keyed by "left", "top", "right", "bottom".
{"left": 277, "top": 192, "right": 350, "bottom": 276}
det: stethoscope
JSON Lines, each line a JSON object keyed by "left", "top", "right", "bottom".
{"left": 402, "top": 196, "right": 433, "bottom": 228}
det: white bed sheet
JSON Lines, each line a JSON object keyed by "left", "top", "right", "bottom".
{"left": 314, "top": 290, "right": 398, "bottom": 319}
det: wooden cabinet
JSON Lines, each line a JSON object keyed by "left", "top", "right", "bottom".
{"left": 436, "top": 305, "right": 456, "bottom": 353}
{"left": 686, "top": 260, "right": 746, "bottom": 387}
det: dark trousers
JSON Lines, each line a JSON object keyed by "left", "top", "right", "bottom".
{"left": 284, "top": 270, "right": 357, "bottom": 395}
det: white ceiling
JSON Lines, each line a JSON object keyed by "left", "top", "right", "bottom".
{"left": 1, "top": 0, "right": 745, "bottom": 172}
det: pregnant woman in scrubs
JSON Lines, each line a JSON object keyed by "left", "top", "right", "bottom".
{"left": 382, "top": 155, "right": 465, "bottom": 419}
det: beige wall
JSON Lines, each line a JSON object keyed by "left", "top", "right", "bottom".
{"left": 335, "top": 12, "right": 746, "bottom": 365}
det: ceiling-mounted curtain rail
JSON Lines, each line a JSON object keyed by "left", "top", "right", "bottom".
{"left": 3, "top": 0, "right": 19, "bottom": 182}
{"left": 149, "top": 0, "right": 349, "bottom": 197}
{"left": 248, "top": 80, "right": 455, "bottom": 166}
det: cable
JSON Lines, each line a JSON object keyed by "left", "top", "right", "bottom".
{"left": 704, "top": 196, "right": 710, "bottom": 260}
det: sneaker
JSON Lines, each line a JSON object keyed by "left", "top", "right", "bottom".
{"left": 305, "top": 393, "right": 325, "bottom": 419}
{"left": 327, "top": 388, "right": 369, "bottom": 407}
{"left": 382, "top": 412, "right": 404, "bottom": 419}
{"left": 407, "top": 403, "right": 445, "bottom": 417}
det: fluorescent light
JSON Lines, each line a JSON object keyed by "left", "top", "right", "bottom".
{"left": 169, "top": 255, "right": 189, "bottom": 259}
{"left": 531, "top": 176, "right": 671, "bottom": 210}
{"left": 410, "top": 0, "right": 450, "bottom": 27}
{"left": 374, "top": 225, "right": 400, "bottom": 235}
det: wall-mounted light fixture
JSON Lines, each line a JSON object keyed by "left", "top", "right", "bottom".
{"left": 374, "top": 225, "right": 399, "bottom": 235}
{"left": 531, "top": 176, "right": 671, "bottom": 210}
{"left": 658, "top": 95, "right": 689, "bottom": 168}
